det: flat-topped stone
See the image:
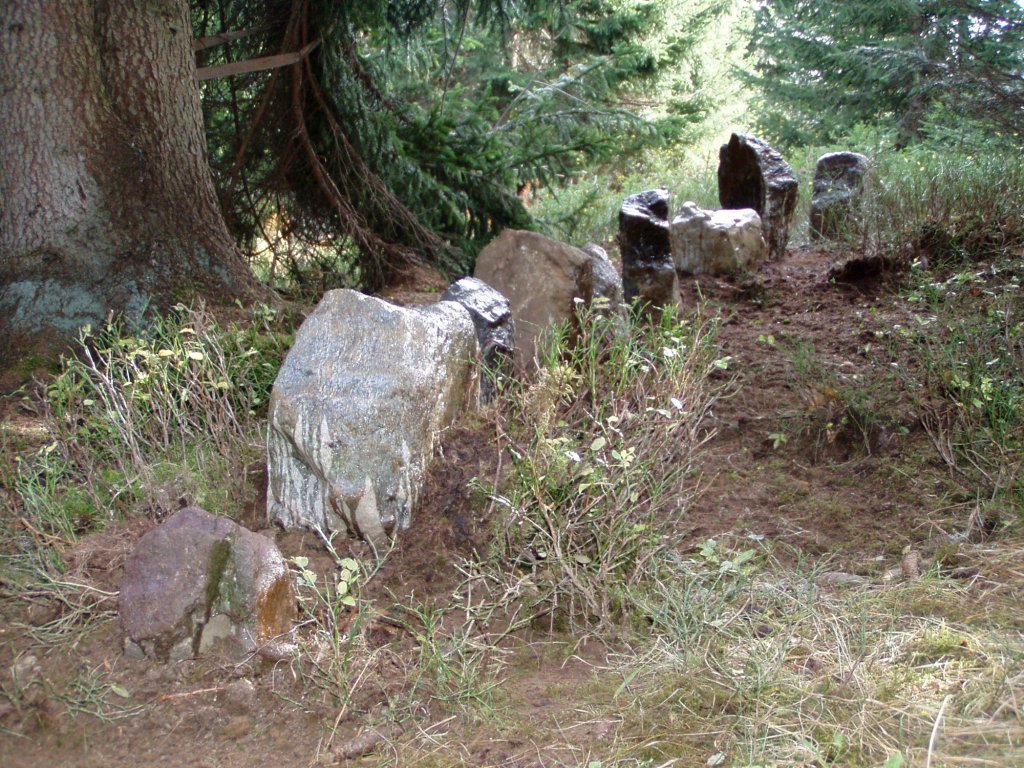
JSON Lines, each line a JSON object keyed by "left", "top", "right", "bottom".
{"left": 671, "top": 202, "right": 767, "bottom": 275}
{"left": 267, "top": 289, "right": 478, "bottom": 543}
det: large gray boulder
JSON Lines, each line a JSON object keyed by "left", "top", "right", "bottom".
{"left": 119, "top": 507, "right": 295, "bottom": 662}
{"left": 718, "top": 133, "right": 798, "bottom": 260}
{"left": 810, "top": 152, "right": 870, "bottom": 240}
{"left": 618, "top": 188, "right": 678, "bottom": 314}
{"left": 267, "top": 290, "right": 478, "bottom": 543}
{"left": 671, "top": 202, "right": 767, "bottom": 275}
{"left": 474, "top": 229, "right": 595, "bottom": 374}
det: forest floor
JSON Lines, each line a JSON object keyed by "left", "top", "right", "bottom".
{"left": 1, "top": 243, "right": 1021, "bottom": 767}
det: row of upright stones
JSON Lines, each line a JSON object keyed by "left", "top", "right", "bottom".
{"left": 264, "top": 131, "right": 873, "bottom": 553}
{"left": 264, "top": 231, "right": 622, "bottom": 546}
{"left": 117, "top": 133, "right": 870, "bottom": 663}
{"left": 621, "top": 133, "right": 870, "bottom": 312}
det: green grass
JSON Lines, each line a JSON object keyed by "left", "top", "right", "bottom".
{"left": 897, "top": 258, "right": 1024, "bottom": 515}
{"left": 480, "top": 302, "right": 726, "bottom": 631}
{"left": 608, "top": 543, "right": 1022, "bottom": 766}
{"left": 0, "top": 302, "right": 291, "bottom": 581}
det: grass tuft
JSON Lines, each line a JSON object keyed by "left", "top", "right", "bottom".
{"left": 482, "top": 303, "right": 726, "bottom": 631}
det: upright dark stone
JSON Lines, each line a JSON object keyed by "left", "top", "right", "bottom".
{"left": 441, "top": 277, "right": 515, "bottom": 402}
{"left": 718, "top": 133, "right": 798, "bottom": 260}
{"left": 810, "top": 152, "right": 870, "bottom": 240}
{"left": 618, "top": 188, "right": 678, "bottom": 313}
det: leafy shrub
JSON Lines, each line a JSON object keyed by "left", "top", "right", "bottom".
{"left": 6, "top": 303, "right": 292, "bottom": 565}
{"left": 46, "top": 302, "right": 289, "bottom": 474}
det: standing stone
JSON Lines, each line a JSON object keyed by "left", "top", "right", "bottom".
{"left": 441, "top": 277, "right": 514, "bottom": 402}
{"left": 441, "top": 277, "right": 514, "bottom": 358}
{"left": 267, "top": 290, "right": 477, "bottom": 544}
{"left": 581, "top": 244, "right": 625, "bottom": 311}
{"left": 718, "top": 133, "right": 798, "bottom": 260}
{"left": 119, "top": 507, "right": 296, "bottom": 662}
{"left": 809, "top": 152, "right": 870, "bottom": 240}
{"left": 474, "top": 229, "right": 594, "bottom": 374}
{"left": 671, "top": 202, "right": 767, "bottom": 275}
{"left": 618, "top": 189, "right": 678, "bottom": 313}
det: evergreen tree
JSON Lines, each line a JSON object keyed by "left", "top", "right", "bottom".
{"left": 194, "top": 0, "right": 726, "bottom": 289}
{"left": 746, "top": 0, "right": 1024, "bottom": 146}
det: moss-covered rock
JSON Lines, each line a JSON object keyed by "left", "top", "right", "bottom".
{"left": 118, "top": 507, "right": 295, "bottom": 661}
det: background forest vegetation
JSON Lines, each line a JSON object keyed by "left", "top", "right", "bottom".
{"left": 195, "top": 0, "right": 738, "bottom": 289}
{"left": 192, "top": 0, "right": 1024, "bottom": 292}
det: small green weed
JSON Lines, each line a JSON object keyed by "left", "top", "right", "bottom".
{"left": 784, "top": 337, "right": 902, "bottom": 457}
{"left": 55, "top": 666, "right": 145, "bottom": 722}
{"left": 45, "top": 301, "right": 288, "bottom": 472}
{"left": 402, "top": 597, "right": 504, "bottom": 718}
{"left": 288, "top": 534, "right": 379, "bottom": 715}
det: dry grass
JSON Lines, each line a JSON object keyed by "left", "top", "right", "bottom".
{"left": 343, "top": 532, "right": 1023, "bottom": 768}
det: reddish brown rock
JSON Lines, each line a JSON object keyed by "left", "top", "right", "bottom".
{"left": 119, "top": 507, "right": 295, "bottom": 661}
{"left": 474, "top": 229, "right": 595, "bottom": 374}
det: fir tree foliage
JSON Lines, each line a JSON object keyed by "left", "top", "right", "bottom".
{"left": 747, "top": 0, "right": 1024, "bottom": 146}
{"left": 194, "top": 0, "right": 726, "bottom": 290}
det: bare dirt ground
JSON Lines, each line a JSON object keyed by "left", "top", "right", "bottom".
{"left": 677, "top": 247, "right": 951, "bottom": 565}
{"left": 0, "top": 245, "right": 1014, "bottom": 766}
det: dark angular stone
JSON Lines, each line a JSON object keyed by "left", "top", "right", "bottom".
{"left": 441, "top": 277, "right": 515, "bottom": 402}
{"left": 441, "top": 277, "right": 514, "bottom": 357}
{"left": 618, "top": 188, "right": 678, "bottom": 312}
{"left": 718, "top": 133, "right": 799, "bottom": 260}
{"left": 810, "top": 152, "right": 870, "bottom": 240}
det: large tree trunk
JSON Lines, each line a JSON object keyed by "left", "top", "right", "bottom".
{"left": 0, "top": 0, "right": 260, "bottom": 360}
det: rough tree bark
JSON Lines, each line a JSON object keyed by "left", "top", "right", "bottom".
{"left": 0, "top": 0, "right": 261, "bottom": 360}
